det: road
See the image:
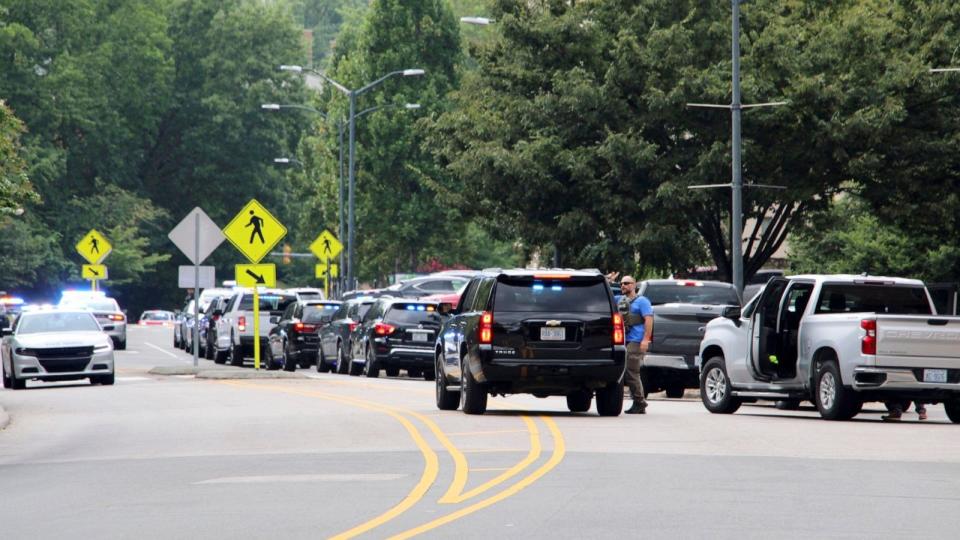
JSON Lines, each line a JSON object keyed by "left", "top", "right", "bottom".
{"left": 2, "top": 325, "right": 960, "bottom": 539}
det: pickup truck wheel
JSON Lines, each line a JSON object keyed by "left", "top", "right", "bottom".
{"left": 282, "top": 342, "right": 297, "bottom": 372}
{"left": 460, "top": 362, "right": 487, "bottom": 415}
{"left": 566, "top": 390, "right": 592, "bottom": 413}
{"left": 665, "top": 384, "right": 685, "bottom": 399}
{"left": 944, "top": 400, "right": 960, "bottom": 424}
{"left": 385, "top": 367, "right": 400, "bottom": 377}
{"left": 814, "top": 361, "right": 859, "bottom": 420}
{"left": 230, "top": 339, "right": 244, "bottom": 366}
{"left": 335, "top": 343, "right": 348, "bottom": 374}
{"left": 435, "top": 353, "right": 460, "bottom": 410}
{"left": 364, "top": 347, "right": 380, "bottom": 378}
{"left": 596, "top": 381, "right": 624, "bottom": 416}
{"left": 317, "top": 349, "right": 330, "bottom": 373}
{"left": 700, "top": 357, "right": 741, "bottom": 414}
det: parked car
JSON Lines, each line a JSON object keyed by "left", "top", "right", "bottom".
{"left": 349, "top": 298, "right": 445, "bottom": 380}
{"left": 435, "top": 269, "right": 627, "bottom": 415}
{"left": 286, "top": 287, "right": 326, "bottom": 301}
{"left": 742, "top": 269, "right": 784, "bottom": 303}
{"left": 268, "top": 300, "right": 342, "bottom": 371}
{"left": 2, "top": 309, "right": 115, "bottom": 389}
{"left": 59, "top": 295, "right": 127, "bottom": 350}
{"left": 139, "top": 310, "right": 175, "bottom": 326}
{"left": 203, "top": 296, "right": 231, "bottom": 360}
{"left": 635, "top": 279, "right": 741, "bottom": 398}
{"left": 697, "top": 274, "right": 960, "bottom": 421}
{"left": 213, "top": 289, "right": 297, "bottom": 368}
{"left": 317, "top": 297, "right": 377, "bottom": 374}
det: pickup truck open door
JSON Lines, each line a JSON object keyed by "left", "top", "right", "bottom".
{"left": 749, "top": 278, "right": 788, "bottom": 379}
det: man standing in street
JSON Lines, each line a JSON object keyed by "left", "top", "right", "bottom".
{"left": 618, "top": 276, "right": 654, "bottom": 414}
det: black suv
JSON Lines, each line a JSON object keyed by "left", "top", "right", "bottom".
{"left": 268, "top": 300, "right": 342, "bottom": 372}
{"left": 351, "top": 298, "right": 446, "bottom": 379}
{"left": 317, "top": 297, "right": 377, "bottom": 375}
{"left": 434, "top": 269, "right": 626, "bottom": 415}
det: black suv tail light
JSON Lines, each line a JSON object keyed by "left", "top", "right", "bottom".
{"left": 479, "top": 311, "right": 493, "bottom": 344}
{"left": 613, "top": 313, "right": 625, "bottom": 345}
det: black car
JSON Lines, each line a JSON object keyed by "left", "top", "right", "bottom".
{"left": 268, "top": 300, "right": 342, "bottom": 372}
{"left": 435, "top": 269, "right": 626, "bottom": 415}
{"left": 349, "top": 298, "right": 447, "bottom": 380}
{"left": 317, "top": 297, "right": 377, "bottom": 375}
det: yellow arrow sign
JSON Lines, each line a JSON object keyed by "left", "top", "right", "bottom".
{"left": 235, "top": 263, "right": 276, "bottom": 288}
{"left": 223, "top": 199, "right": 287, "bottom": 263}
{"left": 76, "top": 229, "right": 112, "bottom": 264}
{"left": 315, "top": 263, "right": 339, "bottom": 279}
{"left": 82, "top": 264, "right": 108, "bottom": 280}
{"left": 310, "top": 229, "right": 343, "bottom": 261}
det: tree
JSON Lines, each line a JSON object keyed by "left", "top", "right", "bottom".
{"left": 0, "top": 100, "right": 38, "bottom": 214}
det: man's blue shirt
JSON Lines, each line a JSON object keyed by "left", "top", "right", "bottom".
{"left": 627, "top": 295, "right": 653, "bottom": 343}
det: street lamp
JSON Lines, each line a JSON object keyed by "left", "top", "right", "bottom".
{"left": 280, "top": 65, "right": 425, "bottom": 291}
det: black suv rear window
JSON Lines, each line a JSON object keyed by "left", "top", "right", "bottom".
{"left": 814, "top": 284, "right": 932, "bottom": 315}
{"left": 303, "top": 304, "right": 340, "bottom": 323}
{"left": 493, "top": 278, "right": 611, "bottom": 313}
{"left": 644, "top": 283, "right": 740, "bottom": 306}
{"left": 385, "top": 304, "right": 442, "bottom": 324}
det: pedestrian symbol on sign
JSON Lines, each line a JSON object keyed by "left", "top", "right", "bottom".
{"left": 90, "top": 237, "right": 100, "bottom": 254}
{"left": 246, "top": 210, "right": 265, "bottom": 244}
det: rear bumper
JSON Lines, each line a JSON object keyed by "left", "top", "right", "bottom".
{"left": 239, "top": 336, "right": 270, "bottom": 356}
{"left": 372, "top": 346, "right": 435, "bottom": 368}
{"left": 475, "top": 345, "right": 626, "bottom": 394}
{"left": 851, "top": 366, "right": 960, "bottom": 400}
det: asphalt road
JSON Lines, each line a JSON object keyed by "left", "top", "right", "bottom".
{"left": 2, "top": 325, "right": 960, "bottom": 539}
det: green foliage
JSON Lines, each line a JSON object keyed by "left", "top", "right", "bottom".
{"left": 0, "top": 100, "right": 38, "bottom": 214}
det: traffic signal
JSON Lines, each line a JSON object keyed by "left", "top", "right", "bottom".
{"left": 282, "top": 243, "right": 292, "bottom": 264}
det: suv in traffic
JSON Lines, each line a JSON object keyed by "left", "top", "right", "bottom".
{"left": 434, "top": 269, "right": 626, "bottom": 415}
{"left": 350, "top": 298, "right": 445, "bottom": 380}
{"left": 213, "top": 289, "right": 297, "bottom": 368}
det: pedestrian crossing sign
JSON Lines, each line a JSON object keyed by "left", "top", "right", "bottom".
{"left": 309, "top": 229, "right": 342, "bottom": 261}
{"left": 223, "top": 199, "right": 287, "bottom": 263}
{"left": 235, "top": 263, "right": 277, "bottom": 288}
{"left": 76, "top": 229, "right": 112, "bottom": 264}
{"left": 82, "top": 264, "right": 108, "bottom": 280}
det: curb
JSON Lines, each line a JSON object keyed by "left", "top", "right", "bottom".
{"left": 149, "top": 366, "right": 203, "bottom": 376}
{"left": 196, "top": 370, "right": 308, "bottom": 380}
{"left": 0, "top": 403, "right": 9, "bottom": 431}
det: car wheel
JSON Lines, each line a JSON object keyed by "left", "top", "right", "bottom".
{"left": 775, "top": 399, "right": 802, "bottom": 410}
{"left": 205, "top": 340, "right": 214, "bottom": 360}
{"left": 95, "top": 373, "right": 115, "bottom": 386}
{"left": 664, "top": 384, "right": 685, "bottom": 399}
{"left": 814, "top": 360, "right": 860, "bottom": 421}
{"left": 699, "top": 357, "right": 742, "bottom": 414}
{"left": 408, "top": 368, "right": 423, "bottom": 379}
{"left": 336, "top": 343, "right": 348, "bottom": 374}
{"left": 317, "top": 349, "right": 330, "bottom": 373}
{"left": 363, "top": 347, "right": 380, "bottom": 378}
{"left": 348, "top": 353, "right": 363, "bottom": 376}
{"left": 460, "top": 361, "right": 487, "bottom": 415}
{"left": 566, "top": 390, "right": 592, "bottom": 413}
{"left": 230, "top": 337, "right": 243, "bottom": 366}
{"left": 595, "top": 380, "right": 624, "bottom": 416}
{"left": 385, "top": 367, "right": 399, "bottom": 377}
{"left": 214, "top": 346, "right": 227, "bottom": 364}
{"left": 282, "top": 342, "right": 297, "bottom": 372}
{"left": 435, "top": 352, "right": 460, "bottom": 410}
{"left": 115, "top": 338, "right": 127, "bottom": 351}
{"left": 264, "top": 344, "right": 280, "bottom": 371}
{"left": 2, "top": 365, "right": 11, "bottom": 389}
{"left": 944, "top": 400, "right": 960, "bottom": 424}
{"left": 422, "top": 369, "right": 435, "bottom": 381}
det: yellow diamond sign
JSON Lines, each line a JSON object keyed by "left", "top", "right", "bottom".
{"left": 235, "top": 263, "right": 277, "bottom": 288}
{"left": 223, "top": 199, "right": 287, "bottom": 263}
{"left": 315, "top": 263, "right": 339, "bottom": 279}
{"left": 82, "top": 264, "right": 108, "bottom": 280}
{"left": 310, "top": 229, "right": 342, "bottom": 261}
{"left": 76, "top": 229, "right": 112, "bottom": 264}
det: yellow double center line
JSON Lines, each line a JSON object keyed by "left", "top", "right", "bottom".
{"left": 219, "top": 380, "right": 566, "bottom": 539}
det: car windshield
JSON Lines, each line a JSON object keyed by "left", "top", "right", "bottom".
{"left": 239, "top": 294, "right": 297, "bottom": 312}
{"left": 303, "top": 305, "right": 339, "bottom": 323}
{"left": 384, "top": 304, "right": 442, "bottom": 324}
{"left": 494, "top": 278, "right": 611, "bottom": 313}
{"left": 18, "top": 312, "right": 101, "bottom": 334}
{"left": 643, "top": 283, "right": 740, "bottom": 306}
{"left": 814, "top": 284, "right": 932, "bottom": 315}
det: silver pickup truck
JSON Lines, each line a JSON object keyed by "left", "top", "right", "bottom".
{"left": 696, "top": 274, "right": 960, "bottom": 421}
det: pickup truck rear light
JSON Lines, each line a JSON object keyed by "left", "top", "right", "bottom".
{"left": 612, "top": 313, "right": 625, "bottom": 345}
{"left": 294, "top": 322, "right": 317, "bottom": 333}
{"left": 861, "top": 319, "right": 877, "bottom": 355}
{"left": 238, "top": 316, "right": 246, "bottom": 332}
{"left": 479, "top": 311, "right": 493, "bottom": 344}
{"left": 677, "top": 280, "right": 703, "bottom": 287}
{"left": 374, "top": 322, "right": 396, "bottom": 336}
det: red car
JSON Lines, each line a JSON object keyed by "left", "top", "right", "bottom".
{"left": 139, "top": 310, "right": 176, "bottom": 327}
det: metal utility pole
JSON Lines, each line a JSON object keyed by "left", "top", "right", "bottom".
{"left": 687, "top": 0, "right": 786, "bottom": 298}
{"left": 337, "top": 119, "right": 345, "bottom": 296}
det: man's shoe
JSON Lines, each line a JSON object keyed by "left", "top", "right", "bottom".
{"left": 881, "top": 412, "right": 902, "bottom": 422}
{"left": 625, "top": 402, "right": 647, "bottom": 414}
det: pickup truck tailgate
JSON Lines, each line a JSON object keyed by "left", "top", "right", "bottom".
{"left": 876, "top": 315, "right": 960, "bottom": 367}
{"left": 650, "top": 303, "right": 725, "bottom": 357}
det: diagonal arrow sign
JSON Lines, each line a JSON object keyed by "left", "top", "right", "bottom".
{"left": 245, "top": 268, "right": 266, "bottom": 285}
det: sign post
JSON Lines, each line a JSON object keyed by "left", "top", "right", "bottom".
{"left": 223, "top": 200, "right": 287, "bottom": 370}
{"left": 168, "top": 207, "right": 226, "bottom": 367}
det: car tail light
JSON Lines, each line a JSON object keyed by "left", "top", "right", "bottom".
{"left": 110, "top": 313, "right": 125, "bottom": 321}
{"left": 294, "top": 322, "right": 317, "bottom": 333}
{"left": 238, "top": 316, "right": 246, "bottom": 332}
{"left": 374, "top": 322, "right": 396, "bottom": 336}
{"left": 348, "top": 320, "right": 358, "bottom": 332}
{"left": 479, "top": 311, "right": 493, "bottom": 344}
{"left": 612, "top": 313, "right": 625, "bottom": 345}
{"left": 212, "top": 314, "right": 220, "bottom": 321}
{"left": 861, "top": 319, "right": 877, "bottom": 355}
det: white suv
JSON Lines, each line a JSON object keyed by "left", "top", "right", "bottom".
{"left": 213, "top": 289, "right": 297, "bottom": 368}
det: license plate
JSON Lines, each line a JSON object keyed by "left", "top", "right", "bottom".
{"left": 540, "top": 327, "right": 565, "bottom": 341}
{"left": 411, "top": 333, "right": 429, "bottom": 343}
{"left": 923, "top": 369, "right": 948, "bottom": 383}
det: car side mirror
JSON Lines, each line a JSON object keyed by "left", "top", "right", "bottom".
{"left": 269, "top": 316, "right": 280, "bottom": 324}
{"left": 722, "top": 306, "right": 742, "bottom": 320}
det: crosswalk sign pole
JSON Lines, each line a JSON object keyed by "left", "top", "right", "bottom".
{"left": 253, "top": 288, "right": 260, "bottom": 370}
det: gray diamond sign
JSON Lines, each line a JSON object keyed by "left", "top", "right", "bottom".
{"left": 168, "top": 207, "right": 225, "bottom": 265}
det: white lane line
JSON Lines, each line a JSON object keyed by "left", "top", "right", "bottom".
{"left": 117, "top": 350, "right": 141, "bottom": 355}
{"left": 116, "top": 376, "right": 151, "bottom": 382}
{"left": 194, "top": 473, "right": 406, "bottom": 485}
{"left": 145, "top": 342, "right": 180, "bottom": 359}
